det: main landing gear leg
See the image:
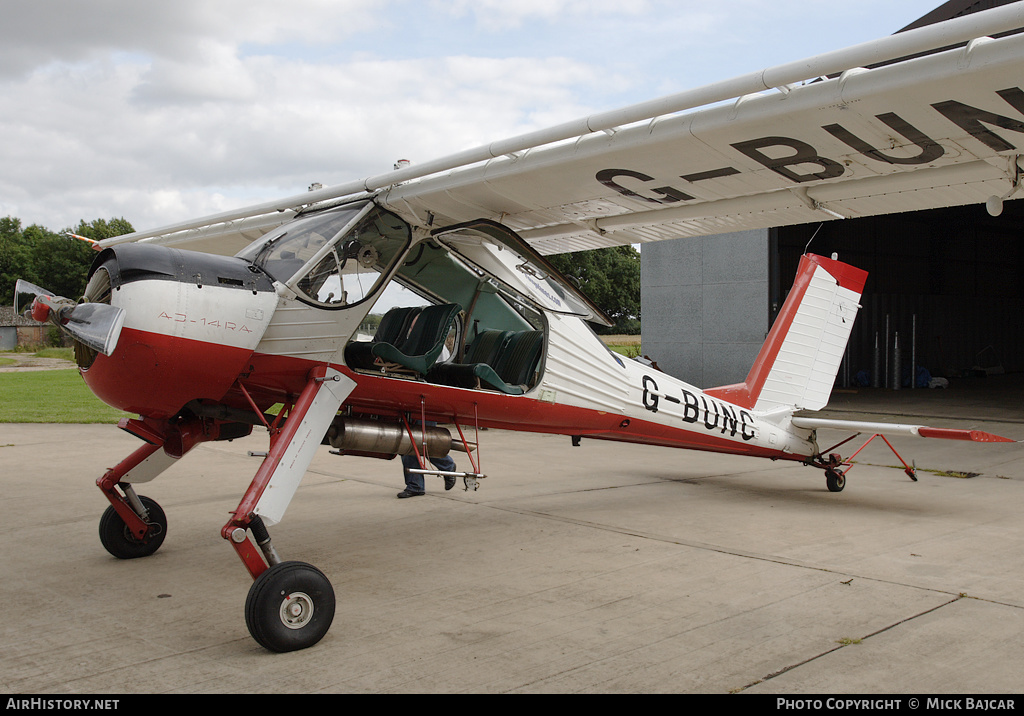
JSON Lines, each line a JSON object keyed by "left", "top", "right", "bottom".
{"left": 222, "top": 367, "right": 352, "bottom": 652}
{"left": 95, "top": 413, "right": 234, "bottom": 559}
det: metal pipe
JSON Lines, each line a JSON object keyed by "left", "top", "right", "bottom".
{"left": 893, "top": 332, "right": 901, "bottom": 390}
{"left": 884, "top": 315, "right": 891, "bottom": 390}
{"left": 872, "top": 331, "right": 880, "bottom": 388}
{"left": 327, "top": 417, "right": 454, "bottom": 457}
{"left": 911, "top": 314, "right": 917, "bottom": 390}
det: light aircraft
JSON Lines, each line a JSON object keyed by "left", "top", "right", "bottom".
{"left": 14, "top": 5, "right": 1024, "bottom": 652}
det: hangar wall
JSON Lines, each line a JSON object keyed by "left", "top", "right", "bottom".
{"left": 776, "top": 202, "right": 1024, "bottom": 385}
{"left": 640, "top": 229, "right": 769, "bottom": 389}
{"left": 640, "top": 200, "right": 1024, "bottom": 391}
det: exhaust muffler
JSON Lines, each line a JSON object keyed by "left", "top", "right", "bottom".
{"left": 326, "top": 417, "right": 474, "bottom": 458}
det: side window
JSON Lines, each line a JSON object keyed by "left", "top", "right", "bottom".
{"left": 297, "top": 210, "right": 408, "bottom": 309}
{"left": 298, "top": 251, "right": 344, "bottom": 304}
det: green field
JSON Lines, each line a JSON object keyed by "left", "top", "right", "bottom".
{"left": 0, "top": 369, "right": 130, "bottom": 423}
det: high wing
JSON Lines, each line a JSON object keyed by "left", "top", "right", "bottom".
{"left": 98, "top": 4, "right": 1024, "bottom": 256}
{"left": 385, "top": 26, "right": 1024, "bottom": 255}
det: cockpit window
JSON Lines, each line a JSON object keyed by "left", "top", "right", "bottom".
{"left": 432, "top": 222, "right": 612, "bottom": 326}
{"left": 236, "top": 202, "right": 411, "bottom": 309}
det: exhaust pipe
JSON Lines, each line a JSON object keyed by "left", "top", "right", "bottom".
{"left": 326, "top": 417, "right": 475, "bottom": 458}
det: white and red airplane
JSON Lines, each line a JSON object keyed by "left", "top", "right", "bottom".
{"left": 15, "top": 5, "right": 1024, "bottom": 652}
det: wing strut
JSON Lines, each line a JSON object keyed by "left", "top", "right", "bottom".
{"left": 221, "top": 366, "right": 355, "bottom": 579}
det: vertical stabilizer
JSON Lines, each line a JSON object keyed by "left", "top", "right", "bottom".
{"left": 705, "top": 254, "right": 867, "bottom": 412}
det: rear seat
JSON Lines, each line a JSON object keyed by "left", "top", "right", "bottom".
{"left": 345, "top": 303, "right": 462, "bottom": 376}
{"left": 429, "top": 329, "right": 544, "bottom": 395}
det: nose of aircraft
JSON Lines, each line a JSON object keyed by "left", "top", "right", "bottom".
{"left": 69, "top": 244, "right": 279, "bottom": 418}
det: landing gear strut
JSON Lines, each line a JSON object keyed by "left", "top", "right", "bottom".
{"left": 96, "top": 441, "right": 175, "bottom": 559}
{"left": 222, "top": 366, "right": 352, "bottom": 652}
{"left": 814, "top": 431, "right": 920, "bottom": 492}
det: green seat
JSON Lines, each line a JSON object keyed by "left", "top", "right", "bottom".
{"left": 344, "top": 306, "right": 422, "bottom": 370}
{"left": 427, "top": 330, "right": 511, "bottom": 388}
{"left": 429, "top": 329, "right": 543, "bottom": 395}
{"left": 479, "top": 330, "right": 544, "bottom": 394}
{"left": 371, "top": 302, "right": 463, "bottom": 375}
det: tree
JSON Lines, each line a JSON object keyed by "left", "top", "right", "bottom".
{"left": 0, "top": 216, "right": 135, "bottom": 305}
{"left": 0, "top": 217, "right": 32, "bottom": 304}
{"left": 546, "top": 245, "right": 641, "bottom": 334}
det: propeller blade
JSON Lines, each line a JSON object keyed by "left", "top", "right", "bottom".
{"left": 13, "top": 279, "right": 55, "bottom": 317}
{"left": 63, "top": 302, "right": 126, "bottom": 356}
{"left": 13, "top": 278, "right": 125, "bottom": 356}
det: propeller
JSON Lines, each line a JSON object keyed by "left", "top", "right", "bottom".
{"left": 14, "top": 279, "right": 125, "bottom": 357}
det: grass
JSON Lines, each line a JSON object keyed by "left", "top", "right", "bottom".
{"left": 607, "top": 344, "right": 642, "bottom": 357}
{"left": 600, "top": 334, "right": 642, "bottom": 358}
{"left": 33, "top": 347, "right": 75, "bottom": 361}
{"left": 0, "top": 369, "right": 130, "bottom": 423}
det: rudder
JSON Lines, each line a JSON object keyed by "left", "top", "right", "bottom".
{"left": 705, "top": 253, "right": 867, "bottom": 412}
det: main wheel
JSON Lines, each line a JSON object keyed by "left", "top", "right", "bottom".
{"left": 245, "top": 561, "right": 336, "bottom": 653}
{"left": 98, "top": 495, "right": 167, "bottom": 559}
{"left": 826, "top": 469, "right": 846, "bottom": 493}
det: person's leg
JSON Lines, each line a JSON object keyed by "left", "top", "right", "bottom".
{"left": 398, "top": 453, "right": 425, "bottom": 496}
{"left": 430, "top": 454, "right": 457, "bottom": 490}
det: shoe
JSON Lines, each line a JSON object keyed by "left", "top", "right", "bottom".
{"left": 444, "top": 475, "right": 456, "bottom": 491}
{"left": 397, "top": 489, "right": 424, "bottom": 499}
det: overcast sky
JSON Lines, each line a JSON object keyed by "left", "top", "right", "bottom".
{"left": 1, "top": 0, "right": 946, "bottom": 233}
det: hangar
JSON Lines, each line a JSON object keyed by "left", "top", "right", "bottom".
{"left": 641, "top": 0, "right": 1024, "bottom": 390}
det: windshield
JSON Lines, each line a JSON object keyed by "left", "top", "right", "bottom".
{"left": 236, "top": 202, "right": 411, "bottom": 309}
{"left": 237, "top": 203, "right": 367, "bottom": 284}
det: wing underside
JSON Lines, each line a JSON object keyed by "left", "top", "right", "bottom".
{"left": 384, "top": 31, "right": 1024, "bottom": 255}
{"left": 97, "top": 6, "right": 1024, "bottom": 256}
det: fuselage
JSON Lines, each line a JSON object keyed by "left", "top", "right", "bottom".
{"left": 76, "top": 201, "right": 819, "bottom": 464}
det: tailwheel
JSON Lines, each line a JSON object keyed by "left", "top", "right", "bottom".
{"left": 98, "top": 495, "right": 167, "bottom": 559}
{"left": 245, "top": 561, "right": 336, "bottom": 652}
{"left": 825, "top": 468, "right": 846, "bottom": 493}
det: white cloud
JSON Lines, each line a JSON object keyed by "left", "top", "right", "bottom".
{"left": 0, "top": 0, "right": 383, "bottom": 75}
{"left": 0, "top": 0, "right": 945, "bottom": 233}
{"left": 435, "top": 0, "right": 657, "bottom": 30}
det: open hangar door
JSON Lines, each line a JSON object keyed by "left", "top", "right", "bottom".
{"left": 771, "top": 199, "right": 1024, "bottom": 389}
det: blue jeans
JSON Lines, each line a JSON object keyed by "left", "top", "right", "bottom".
{"left": 402, "top": 452, "right": 456, "bottom": 493}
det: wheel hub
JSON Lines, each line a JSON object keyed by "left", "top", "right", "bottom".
{"left": 279, "top": 591, "right": 314, "bottom": 629}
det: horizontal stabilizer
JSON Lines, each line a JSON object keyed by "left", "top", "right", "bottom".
{"left": 791, "top": 417, "right": 1015, "bottom": 443}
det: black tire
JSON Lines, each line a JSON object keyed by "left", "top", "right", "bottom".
{"left": 826, "top": 469, "right": 846, "bottom": 493}
{"left": 245, "top": 561, "right": 336, "bottom": 653}
{"left": 98, "top": 495, "right": 167, "bottom": 559}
